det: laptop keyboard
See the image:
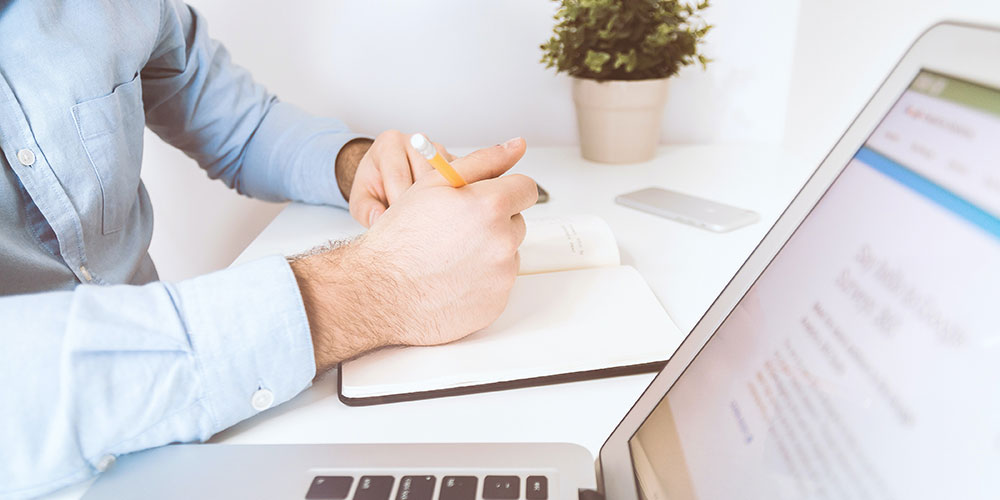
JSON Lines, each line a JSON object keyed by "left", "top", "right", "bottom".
{"left": 305, "top": 474, "right": 549, "bottom": 500}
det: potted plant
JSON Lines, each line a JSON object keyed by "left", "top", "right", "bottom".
{"left": 541, "top": 0, "right": 712, "bottom": 164}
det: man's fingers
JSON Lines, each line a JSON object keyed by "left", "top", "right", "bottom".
{"left": 470, "top": 173, "right": 538, "bottom": 216}
{"left": 511, "top": 213, "right": 526, "bottom": 275}
{"left": 349, "top": 190, "right": 388, "bottom": 228}
{"left": 379, "top": 150, "right": 415, "bottom": 204}
{"left": 434, "top": 142, "right": 457, "bottom": 162}
{"left": 449, "top": 137, "right": 526, "bottom": 185}
{"left": 510, "top": 213, "right": 527, "bottom": 248}
{"left": 406, "top": 140, "right": 435, "bottom": 177}
{"left": 503, "top": 174, "right": 540, "bottom": 214}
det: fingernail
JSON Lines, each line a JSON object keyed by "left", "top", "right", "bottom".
{"left": 501, "top": 137, "right": 522, "bottom": 149}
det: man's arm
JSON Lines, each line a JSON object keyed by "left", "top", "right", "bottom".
{"left": 0, "top": 138, "right": 534, "bottom": 497}
{"left": 140, "top": 0, "right": 364, "bottom": 207}
{"left": 141, "top": 2, "right": 460, "bottom": 224}
{"left": 0, "top": 257, "right": 317, "bottom": 498}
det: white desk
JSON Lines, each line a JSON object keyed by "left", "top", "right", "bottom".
{"left": 214, "top": 144, "right": 812, "bottom": 446}
{"left": 52, "top": 145, "right": 811, "bottom": 499}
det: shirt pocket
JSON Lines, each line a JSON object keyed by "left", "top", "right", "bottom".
{"left": 72, "top": 73, "right": 145, "bottom": 235}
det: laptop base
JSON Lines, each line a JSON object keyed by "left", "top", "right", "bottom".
{"left": 81, "top": 443, "right": 597, "bottom": 500}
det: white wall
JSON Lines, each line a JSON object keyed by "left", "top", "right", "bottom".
{"left": 784, "top": 1, "right": 1000, "bottom": 163}
{"left": 145, "top": 0, "right": 800, "bottom": 281}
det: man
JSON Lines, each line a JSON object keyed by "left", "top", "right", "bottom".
{"left": 0, "top": 2, "right": 537, "bottom": 497}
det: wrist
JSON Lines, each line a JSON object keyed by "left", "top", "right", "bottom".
{"left": 289, "top": 240, "right": 408, "bottom": 374}
{"left": 334, "top": 138, "right": 375, "bottom": 202}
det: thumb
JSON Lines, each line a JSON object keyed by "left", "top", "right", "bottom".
{"left": 449, "top": 137, "right": 526, "bottom": 184}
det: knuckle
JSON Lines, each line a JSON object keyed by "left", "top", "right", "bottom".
{"left": 512, "top": 226, "right": 527, "bottom": 247}
{"left": 378, "top": 129, "right": 402, "bottom": 141}
{"left": 480, "top": 191, "right": 507, "bottom": 214}
{"left": 500, "top": 266, "right": 518, "bottom": 292}
{"left": 484, "top": 241, "right": 509, "bottom": 266}
{"left": 489, "top": 240, "right": 508, "bottom": 261}
{"left": 512, "top": 212, "right": 527, "bottom": 228}
{"left": 496, "top": 237, "right": 517, "bottom": 257}
{"left": 510, "top": 174, "right": 538, "bottom": 200}
{"left": 386, "top": 165, "right": 411, "bottom": 181}
{"left": 464, "top": 148, "right": 492, "bottom": 163}
{"left": 507, "top": 173, "right": 532, "bottom": 185}
{"left": 496, "top": 233, "right": 521, "bottom": 259}
{"left": 507, "top": 238, "right": 521, "bottom": 256}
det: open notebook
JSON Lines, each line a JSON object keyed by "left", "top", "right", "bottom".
{"left": 338, "top": 215, "right": 685, "bottom": 405}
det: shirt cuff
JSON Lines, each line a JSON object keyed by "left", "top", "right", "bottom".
{"left": 297, "top": 130, "right": 370, "bottom": 209}
{"left": 175, "top": 255, "right": 316, "bottom": 432}
{"left": 244, "top": 100, "right": 368, "bottom": 209}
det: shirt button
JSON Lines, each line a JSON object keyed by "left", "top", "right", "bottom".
{"left": 17, "top": 149, "right": 35, "bottom": 166}
{"left": 251, "top": 388, "right": 274, "bottom": 411}
{"left": 95, "top": 454, "right": 116, "bottom": 472}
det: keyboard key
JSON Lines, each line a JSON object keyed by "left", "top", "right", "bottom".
{"left": 354, "top": 476, "right": 394, "bottom": 500}
{"left": 483, "top": 475, "right": 520, "bottom": 499}
{"left": 306, "top": 476, "right": 353, "bottom": 499}
{"left": 395, "top": 475, "right": 436, "bottom": 500}
{"left": 439, "top": 476, "right": 478, "bottom": 500}
{"left": 526, "top": 476, "right": 548, "bottom": 500}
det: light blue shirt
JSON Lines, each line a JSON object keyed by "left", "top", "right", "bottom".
{"left": 0, "top": 1, "right": 364, "bottom": 497}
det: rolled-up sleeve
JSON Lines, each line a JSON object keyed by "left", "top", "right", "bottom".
{"left": 0, "top": 256, "right": 316, "bottom": 498}
{"left": 140, "top": 0, "right": 364, "bottom": 207}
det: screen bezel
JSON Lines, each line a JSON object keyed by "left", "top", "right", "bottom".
{"left": 596, "top": 21, "right": 1000, "bottom": 500}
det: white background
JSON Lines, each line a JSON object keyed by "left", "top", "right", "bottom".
{"left": 142, "top": 0, "right": 1000, "bottom": 281}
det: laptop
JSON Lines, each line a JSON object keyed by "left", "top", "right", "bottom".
{"left": 82, "top": 21, "right": 1000, "bottom": 500}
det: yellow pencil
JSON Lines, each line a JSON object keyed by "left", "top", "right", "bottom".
{"left": 410, "top": 133, "right": 466, "bottom": 188}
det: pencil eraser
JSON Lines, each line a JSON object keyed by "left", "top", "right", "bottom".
{"left": 410, "top": 133, "right": 436, "bottom": 159}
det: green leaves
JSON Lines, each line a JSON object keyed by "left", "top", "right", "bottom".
{"left": 645, "top": 23, "right": 676, "bottom": 48}
{"left": 584, "top": 50, "right": 612, "bottom": 73}
{"left": 613, "top": 48, "right": 637, "bottom": 72}
{"left": 539, "top": 0, "right": 712, "bottom": 81}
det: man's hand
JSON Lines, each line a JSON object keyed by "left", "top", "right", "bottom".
{"left": 293, "top": 137, "right": 535, "bottom": 373}
{"left": 336, "top": 130, "right": 456, "bottom": 228}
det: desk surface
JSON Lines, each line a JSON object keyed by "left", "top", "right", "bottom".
{"left": 51, "top": 144, "right": 812, "bottom": 499}
{"left": 216, "top": 143, "right": 812, "bottom": 448}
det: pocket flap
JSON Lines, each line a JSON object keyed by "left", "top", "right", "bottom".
{"left": 73, "top": 73, "right": 143, "bottom": 139}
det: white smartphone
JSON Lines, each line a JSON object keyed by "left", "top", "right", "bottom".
{"left": 615, "top": 187, "right": 760, "bottom": 232}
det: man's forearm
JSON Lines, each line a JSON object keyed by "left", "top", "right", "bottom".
{"left": 335, "top": 138, "right": 375, "bottom": 202}
{"left": 0, "top": 257, "right": 314, "bottom": 497}
{"left": 289, "top": 237, "right": 414, "bottom": 374}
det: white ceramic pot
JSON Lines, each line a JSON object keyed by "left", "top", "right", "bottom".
{"left": 572, "top": 77, "right": 669, "bottom": 164}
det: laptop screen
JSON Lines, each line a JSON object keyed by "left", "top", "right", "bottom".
{"left": 628, "top": 71, "right": 1000, "bottom": 500}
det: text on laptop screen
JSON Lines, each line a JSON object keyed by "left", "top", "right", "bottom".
{"left": 628, "top": 71, "right": 1000, "bottom": 500}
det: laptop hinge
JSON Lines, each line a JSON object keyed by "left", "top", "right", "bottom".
{"left": 578, "top": 488, "right": 605, "bottom": 500}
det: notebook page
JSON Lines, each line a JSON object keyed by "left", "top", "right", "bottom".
{"left": 518, "top": 215, "right": 621, "bottom": 275}
{"left": 340, "top": 266, "right": 683, "bottom": 398}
